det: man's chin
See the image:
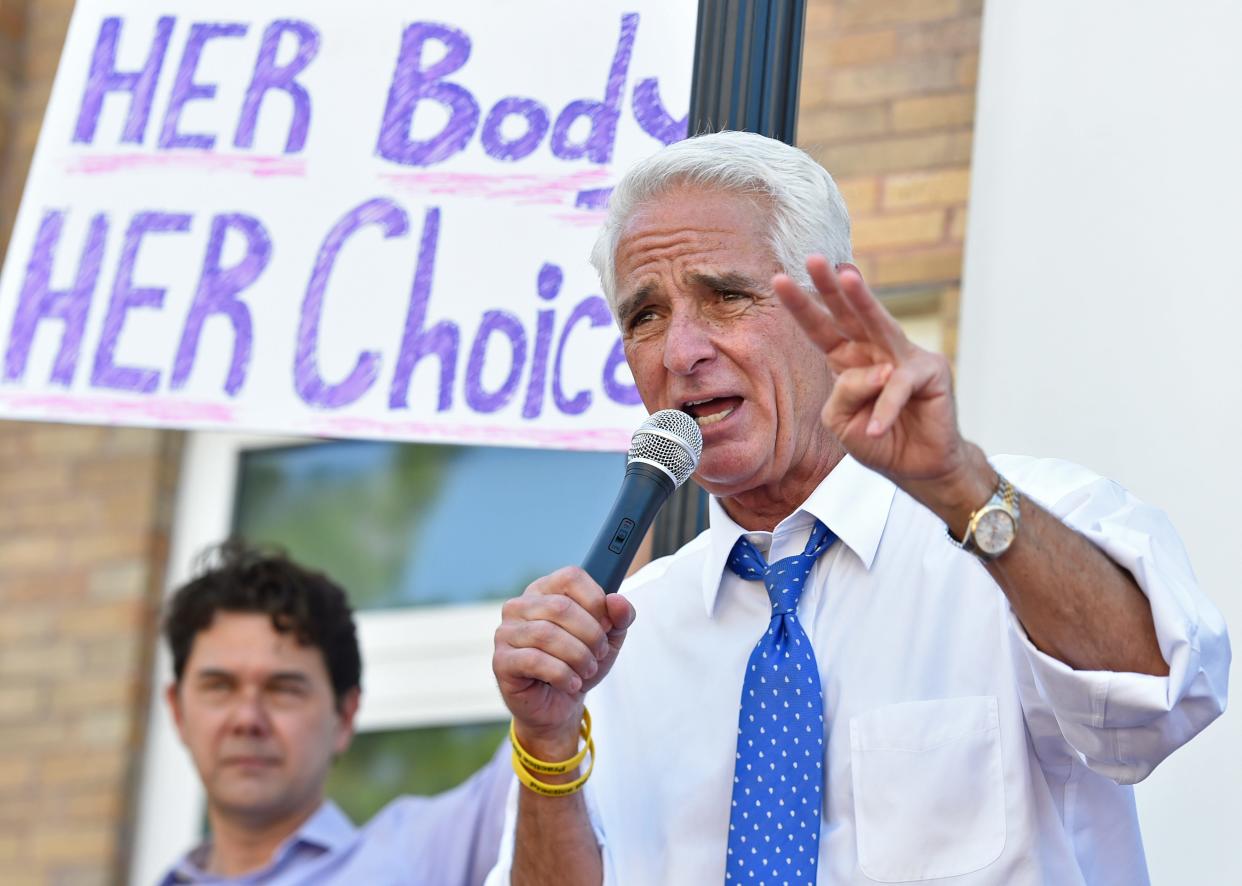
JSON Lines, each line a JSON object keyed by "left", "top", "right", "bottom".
{"left": 693, "top": 450, "right": 766, "bottom": 499}
{"left": 209, "top": 775, "right": 291, "bottom": 818}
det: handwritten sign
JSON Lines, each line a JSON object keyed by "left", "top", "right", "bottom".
{"left": 0, "top": 1, "right": 695, "bottom": 450}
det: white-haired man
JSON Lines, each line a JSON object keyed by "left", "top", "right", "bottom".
{"left": 489, "top": 131, "right": 1229, "bottom": 885}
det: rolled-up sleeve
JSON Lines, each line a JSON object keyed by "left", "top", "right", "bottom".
{"left": 999, "top": 455, "right": 1231, "bottom": 785}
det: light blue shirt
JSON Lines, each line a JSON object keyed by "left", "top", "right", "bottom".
{"left": 161, "top": 745, "right": 511, "bottom": 886}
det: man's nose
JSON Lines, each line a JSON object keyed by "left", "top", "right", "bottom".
{"left": 663, "top": 310, "right": 715, "bottom": 376}
{"left": 228, "top": 691, "right": 272, "bottom": 736}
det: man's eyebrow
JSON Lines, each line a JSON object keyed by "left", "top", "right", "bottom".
{"left": 266, "top": 671, "right": 312, "bottom": 685}
{"left": 190, "top": 668, "right": 311, "bottom": 684}
{"left": 192, "top": 667, "right": 236, "bottom": 682}
{"left": 616, "top": 283, "right": 658, "bottom": 325}
{"left": 687, "top": 270, "right": 763, "bottom": 292}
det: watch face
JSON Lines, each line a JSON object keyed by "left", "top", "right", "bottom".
{"left": 974, "top": 509, "right": 1016, "bottom": 555}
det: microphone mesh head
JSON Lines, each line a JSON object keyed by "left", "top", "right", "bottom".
{"left": 627, "top": 409, "right": 703, "bottom": 488}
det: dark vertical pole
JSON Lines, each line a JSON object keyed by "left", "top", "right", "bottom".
{"left": 650, "top": 0, "right": 808, "bottom": 558}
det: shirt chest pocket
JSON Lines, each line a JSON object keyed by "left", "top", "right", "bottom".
{"left": 848, "top": 696, "right": 1006, "bottom": 883}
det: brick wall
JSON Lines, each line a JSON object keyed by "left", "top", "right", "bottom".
{"left": 0, "top": 2, "right": 182, "bottom": 884}
{"left": 798, "top": 0, "right": 982, "bottom": 355}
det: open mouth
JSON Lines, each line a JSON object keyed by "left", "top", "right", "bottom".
{"left": 682, "top": 396, "right": 743, "bottom": 427}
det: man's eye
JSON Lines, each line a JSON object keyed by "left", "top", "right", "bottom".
{"left": 629, "top": 309, "right": 657, "bottom": 329}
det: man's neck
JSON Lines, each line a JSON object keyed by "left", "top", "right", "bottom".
{"left": 205, "top": 795, "right": 323, "bottom": 878}
{"left": 719, "top": 443, "right": 845, "bottom": 532}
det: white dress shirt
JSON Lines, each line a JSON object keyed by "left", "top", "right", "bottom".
{"left": 489, "top": 455, "right": 1229, "bottom": 885}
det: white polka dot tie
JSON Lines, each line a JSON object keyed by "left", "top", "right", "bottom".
{"left": 723, "top": 520, "right": 835, "bottom": 886}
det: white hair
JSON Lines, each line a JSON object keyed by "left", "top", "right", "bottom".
{"left": 590, "top": 130, "right": 853, "bottom": 316}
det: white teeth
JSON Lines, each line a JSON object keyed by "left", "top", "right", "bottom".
{"left": 684, "top": 398, "right": 713, "bottom": 407}
{"left": 695, "top": 407, "right": 734, "bottom": 427}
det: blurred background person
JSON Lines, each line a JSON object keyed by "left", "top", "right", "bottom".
{"left": 159, "top": 540, "right": 509, "bottom": 885}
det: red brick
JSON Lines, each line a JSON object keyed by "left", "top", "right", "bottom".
{"left": 871, "top": 246, "right": 965, "bottom": 286}
{"left": 814, "top": 57, "right": 959, "bottom": 106}
{"left": 798, "top": 102, "right": 890, "bottom": 143}
{"left": 891, "top": 91, "right": 976, "bottom": 133}
{"left": 853, "top": 210, "right": 946, "bottom": 250}
{"left": 883, "top": 168, "right": 972, "bottom": 209}
{"left": 811, "top": 131, "right": 973, "bottom": 177}
{"left": 896, "top": 17, "right": 983, "bottom": 55}
{"left": 836, "top": 177, "right": 881, "bottom": 214}
{"left": 835, "top": 0, "right": 959, "bottom": 28}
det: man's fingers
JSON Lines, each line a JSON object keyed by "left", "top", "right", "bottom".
{"left": 867, "top": 366, "right": 919, "bottom": 437}
{"left": 827, "top": 364, "right": 893, "bottom": 422}
{"left": 503, "top": 616, "right": 604, "bottom": 682}
{"left": 772, "top": 272, "right": 849, "bottom": 353}
{"left": 529, "top": 566, "right": 612, "bottom": 633}
{"left": 836, "top": 265, "right": 910, "bottom": 356}
{"left": 806, "top": 256, "right": 868, "bottom": 342}
{"left": 516, "top": 591, "right": 609, "bottom": 656}
{"left": 497, "top": 646, "right": 583, "bottom": 696}
{"left": 604, "top": 594, "right": 636, "bottom": 645}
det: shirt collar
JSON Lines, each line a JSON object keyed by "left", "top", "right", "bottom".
{"left": 296, "top": 800, "right": 357, "bottom": 852}
{"left": 699, "top": 455, "right": 896, "bottom": 616}
{"left": 164, "top": 801, "right": 357, "bottom": 883}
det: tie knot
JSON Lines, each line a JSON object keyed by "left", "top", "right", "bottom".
{"left": 726, "top": 520, "right": 836, "bottom": 616}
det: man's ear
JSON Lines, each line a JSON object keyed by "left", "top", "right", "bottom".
{"left": 333, "top": 687, "right": 361, "bottom": 755}
{"left": 165, "top": 681, "right": 186, "bottom": 736}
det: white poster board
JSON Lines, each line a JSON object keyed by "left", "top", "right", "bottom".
{"left": 0, "top": 1, "right": 697, "bottom": 451}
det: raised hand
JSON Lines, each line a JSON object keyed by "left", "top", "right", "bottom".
{"left": 772, "top": 255, "right": 975, "bottom": 491}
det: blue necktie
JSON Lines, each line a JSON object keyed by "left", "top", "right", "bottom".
{"left": 724, "top": 520, "right": 836, "bottom": 885}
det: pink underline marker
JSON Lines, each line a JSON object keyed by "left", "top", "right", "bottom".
{"left": 0, "top": 391, "right": 237, "bottom": 423}
{"left": 64, "top": 153, "right": 308, "bottom": 177}
{"left": 306, "top": 414, "right": 631, "bottom": 452}
{"left": 379, "top": 169, "right": 612, "bottom": 206}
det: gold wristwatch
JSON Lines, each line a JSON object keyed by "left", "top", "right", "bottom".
{"left": 947, "top": 473, "right": 1020, "bottom": 560}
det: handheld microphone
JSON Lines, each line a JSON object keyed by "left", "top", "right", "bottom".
{"left": 582, "top": 409, "right": 703, "bottom": 594}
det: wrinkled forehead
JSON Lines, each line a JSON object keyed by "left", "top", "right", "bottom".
{"left": 615, "top": 189, "right": 778, "bottom": 285}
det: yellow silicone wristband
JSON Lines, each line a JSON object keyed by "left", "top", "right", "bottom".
{"left": 509, "top": 708, "right": 592, "bottom": 775}
{"left": 511, "top": 736, "right": 595, "bottom": 797}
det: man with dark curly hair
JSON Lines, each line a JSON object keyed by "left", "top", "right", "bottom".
{"left": 158, "top": 540, "right": 508, "bottom": 885}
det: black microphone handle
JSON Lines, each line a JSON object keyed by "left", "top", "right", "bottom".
{"left": 581, "top": 461, "right": 676, "bottom": 595}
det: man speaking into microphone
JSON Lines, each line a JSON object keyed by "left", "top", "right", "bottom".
{"left": 488, "top": 131, "right": 1230, "bottom": 885}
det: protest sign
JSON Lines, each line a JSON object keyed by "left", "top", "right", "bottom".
{"left": 0, "top": 1, "right": 695, "bottom": 450}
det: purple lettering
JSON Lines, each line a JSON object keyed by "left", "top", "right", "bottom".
{"left": 553, "top": 296, "right": 611, "bottom": 414}
{"left": 465, "top": 311, "right": 526, "bottom": 413}
{"left": 159, "top": 23, "right": 248, "bottom": 150}
{"left": 73, "top": 16, "right": 175, "bottom": 144}
{"left": 376, "top": 22, "right": 478, "bottom": 167}
{"left": 481, "top": 97, "right": 549, "bottom": 162}
{"left": 235, "top": 20, "right": 320, "bottom": 153}
{"left": 603, "top": 337, "right": 641, "bottom": 405}
{"left": 296, "top": 198, "right": 408, "bottom": 409}
{"left": 91, "top": 212, "right": 191, "bottom": 392}
{"left": 389, "top": 208, "right": 459, "bottom": 411}
{"left": 3, "top": 211, "right": 108, "bottom": 385}
{"left": 521, "top": 263, "right": 561, "bottom": 419}
{"left": 550, "top": 13, "right": 637, "bottom": 163}
{"left": 632, "top": 77, "right": 688, "bottom": 146}
{"left": 171, "top": 214, "right": 270, "bottom": 396}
